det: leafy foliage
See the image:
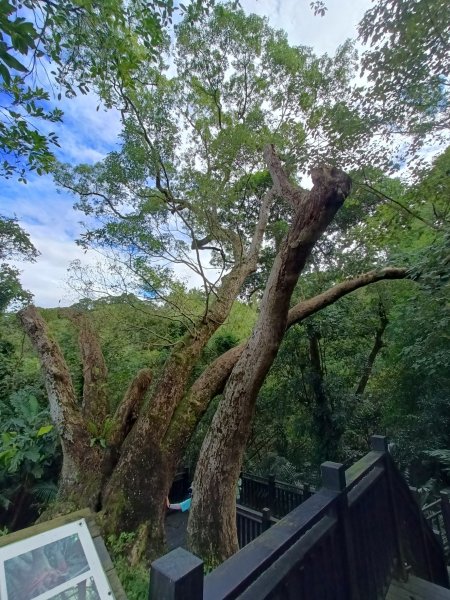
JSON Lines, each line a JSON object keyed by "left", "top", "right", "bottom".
{"left": 56, "top": 4, "right": 366, "bottom": 316}
{"left": 0, "top": 0, "right": 213, "bottom": 179}
{"left": 0, "top": 215, "right": 38, "bottom": 310}
{"left": 359, "top": 0, "right": 450, "bottom": 167}
{"left": 0, "top": 390, "right": 59, "bottom": 515}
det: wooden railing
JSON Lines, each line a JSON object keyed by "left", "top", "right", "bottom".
{"left": 413, "top": 491, "right": 450, "bottom": 560}
{"left": 172, "top": 468, "right": 311, "bottom": 518}
{"left": 240, "top": 473, "right": 313, "bottom": 518}
{"left": 236, "top": 505, "right": 276, "bottom": 548}
{"left": 151, "top": 436, "right": 450, "bottom": 600}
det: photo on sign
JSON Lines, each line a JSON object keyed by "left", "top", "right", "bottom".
{"left": 45, "top": 577, "right": 101, "bottom": 600}
{"left": 4, "top": 534, "right": 89, "bottom": 600}
{"left": 0, "top": 519, "right": 114, "bottom": 600}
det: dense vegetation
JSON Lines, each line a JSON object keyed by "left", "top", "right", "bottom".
{"left": 1, "top": 0, "right": 449, "bottom": 593}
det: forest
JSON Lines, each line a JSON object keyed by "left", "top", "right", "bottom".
{"left": 1, "top": 0, "right": 449, "bottom": 596}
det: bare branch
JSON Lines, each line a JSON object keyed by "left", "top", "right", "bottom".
{"left": 355, "top": 301, "right": 388, "bottom": 395}
{"left": 246, "top": 187, "right": 275, "bottom": 264}
{"left": 18, "top": 305, "right": 92, "bottom": 487}
{"left": 18, "top": 306, "right": 81, "bottom": 432}
{"left": 191, "top": 235, "right": 213, "bottom": 250}
{"left": 287, "top": 267, "right": 409, "bottom": 327}
{"left": 264, "top": 144, "right": 305, "bottom": 210}
{"left": 358, "top": 180, "right": 439, "bottom": 231}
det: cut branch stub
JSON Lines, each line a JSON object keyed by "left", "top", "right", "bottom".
{"left": 18, "top": 305, "right": 97, "bottom": 493}
{"left": 18, "top": 305, "right": 81, "bottom": 435}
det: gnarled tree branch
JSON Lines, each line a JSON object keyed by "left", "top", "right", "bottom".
{"left": 18, "top": 305, "right": 93, "bottom": 489}
{"left": 287, "top": 267, "right": 408, "bottom": 327}
{"left": 62, "top": 309, "right": 108, "bottom": 427}
{"left": 264, "top": 144, "right": 305, "bottom": 211}
{"left": 109, "top": 368, "right": 153, "bottom": 450}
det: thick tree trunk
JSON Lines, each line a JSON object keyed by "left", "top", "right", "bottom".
{"left": 100, "top": 289, "right": 251, "bottom": 551}
{"left": 188, "top": 146, "right": 352, "bottom": 562}
{"left": 148, "top": 270, "right": 403, "bottom": 544}
{"left": 113, "top": 344, "right": 246, "bottom": 562}
{"left": 18, "top": 306, "right": 103, "bottom": 508}
{"left": 100, "top": 321, "right": 240, "bottom": 548}
{"left": 101, "top": 192, "right": 274, "bottom": 557}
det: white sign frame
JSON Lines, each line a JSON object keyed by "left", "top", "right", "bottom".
{"left": 0, "top": 519, "right": 115, "bottom": 600}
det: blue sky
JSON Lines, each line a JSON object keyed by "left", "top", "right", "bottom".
{"left": 2, "top": 0, "right": 371, "bottom": 307}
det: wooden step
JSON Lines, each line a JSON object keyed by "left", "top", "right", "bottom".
{"left": 387, "top": 575, "right": 450, "bottom": 599}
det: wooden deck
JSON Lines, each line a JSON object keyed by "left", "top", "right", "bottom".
{"left": 165, "top": 509, "right": 189, "bottom": 551}
{"left": 387, "top": 575, "right": 450, "bottom": 599}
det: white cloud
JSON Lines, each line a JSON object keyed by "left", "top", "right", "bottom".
{"left": 17, "top": 232, "right": 95, "bottom": 308}
{"left": 53, "top": 93, "right": 122, "bottom": 164}
{"left": 242, "top": 0, "right": 371, "bottom": 55}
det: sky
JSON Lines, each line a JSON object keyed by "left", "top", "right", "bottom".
{"left": 2, "top": 0, "right": 372, "bottom": 308}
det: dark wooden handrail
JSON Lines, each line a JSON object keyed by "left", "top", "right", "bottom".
{"left": 236, "top": 504, "right": 276, "bottom": 548}
{"left": 153, "top": 437, "right": 449, "bottom": 600}
{"left": 239, "top": 471, "right": 311, "bottom": 518}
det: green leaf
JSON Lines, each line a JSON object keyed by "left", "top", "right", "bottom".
{"left": 24, "top": 447, "right": 41, "bottom": 462}
{"left": 1, "top": 52, "right": 28, "bottom": 73}
{"left": 0, "top": 62, "right": 10, "bottom": 85}
{"left": 36, "top": 424, "right": 53, "bottom": 437}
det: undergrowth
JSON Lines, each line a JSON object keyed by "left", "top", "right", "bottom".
{"left": 107, "top": 532, "right": 149, "bottom": 599}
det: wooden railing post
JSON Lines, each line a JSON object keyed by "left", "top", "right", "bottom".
{"left": 262, "top": 507, "right": 272, "bottom": 532}
{"left": 370, "top": 434, "right": 388, "bottom": 453}
{"left": 370, "top": 435, "right": 408, "bottom": 581}
{"left": 149, "top": 547, "right": 204, "bottom": 600}
{"left": 268, "top": 474, "right": 276, "bottom": 512}
{"left": 303, "top": 483, "right": 311, "bottom": 500}
{"left": 321, "top": 461, "right": 359, "bottom": 600}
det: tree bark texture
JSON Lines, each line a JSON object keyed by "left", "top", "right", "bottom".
{"left": 18, "top": 306, "right": 103, "bottom": 506}
{"left": 18, "top": 307, "right": 153, "bottom": 512}
{"left": 19, "top": 267, "right": 407, "bottom": 552}
{"left": 100, "top": 190, "right": 274, "bottom": 555}
{"left": 187, "top": 145, "right": 352, "bottom": 563}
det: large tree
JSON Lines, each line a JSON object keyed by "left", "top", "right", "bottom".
{"left": 187, "top": 146, "right": 352, "bottom": 562}
{"left": 45, "top": 4, "right": 361, "bottom": 554}
{"left": 183, "top": 0, "right": 450, "bottom": 561}
{"left": 21, "top": 4, "right": 413, "bottom": 562}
